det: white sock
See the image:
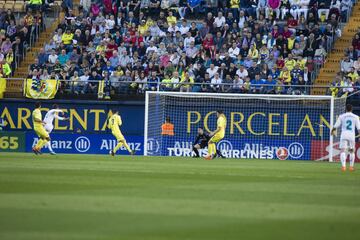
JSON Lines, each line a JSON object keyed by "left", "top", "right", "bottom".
{"left": 349, "top": 152, "right": 355, "bottom": 168}
{"left": 46, "top": 141, "right": 54, "bottom": 152}
{"left": 340, "top": 152, "right": 347, "bottom": 168}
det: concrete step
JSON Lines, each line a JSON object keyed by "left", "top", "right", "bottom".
{"left": 318, "top": 74, "right": 337, "bottom": 78}
{"left": 312, "top": 90, "right": 327, "bottom": 95}
{"left": 321, "top": 69, "right": 337, "bottom": 73}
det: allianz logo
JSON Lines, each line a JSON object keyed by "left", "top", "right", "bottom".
{"left": 32, "top": 136, "right": 91, "bottom": 153}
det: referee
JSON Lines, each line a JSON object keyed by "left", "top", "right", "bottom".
{"left": 192, "top": 128, "right": 225, "bottom": 158}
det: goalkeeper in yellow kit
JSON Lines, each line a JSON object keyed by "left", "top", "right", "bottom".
{"left": 108, "top": 110, "right": 135, "bottom": 156}
{"left": 205, "top": 110, "right": 227, "bottom": 160}
{"left": 32, "top": 102, "right": 50, "bottom": 155}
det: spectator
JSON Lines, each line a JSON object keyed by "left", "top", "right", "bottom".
{"left": 147, "top": 71, "right": 159, "bottom": 90}
{"left": 340, "top": 0, "right": 352, "bottom": 22}
{"left": 86, "top": 70, "right": 101, "bottom": 94}
{"left": 232, "top": 74, "right": 243, "bottom": 93}
{"left": 26, "top": 0, "right": 43, "bottom": 12}
{"left": 37, "top": 48, "right": 48, "bottom": 66}
{"left": 210, "top": 72, "right": 222, "bottom": 92}
{"left": 341, "top": 55, "right": 354, "bottom": 73}
{"left": 179, "top": 71, "right": 194, "bottom": 92}
{"left": 264, "top": 75, "right": 277, "bottom": 94}
{"left": 183, "top": 0, "right": 202, "bottom": 18}
{"left": 251, "top": 74, "right": 266, "bottom": 93}
{"left": 17, "top": 0, "right": 348, "bottom": 99}
{"left": 0, "top": 60, "right": 11, "bottom": 77}
{"left": 318, "top": 0, "right": 331, "bottom": 21}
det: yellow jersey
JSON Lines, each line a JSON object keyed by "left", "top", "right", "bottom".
{"left": 287, "top": 38, "right": 296, "bottom": 50}
{"left": 280, "top": 70, "right": 292, "bottom": 83}
{"left": 297, "top": 59, "right": 306, "bottom": 70}
{"left": 108, "top": 114, "right": 122, "bottom": 132}
{"left": 32, "top": 108, "right": 42, "bottom": 128}
{"left": 285, "top": 59, "right": 296, "bottom": 71}
{"left": 138, "top": 24, "right": 149, "bottom": 35}
{"left": 217, "top": 114, "right": 227, "bottom": 137}
{"left": 249, "top": 48, "right": 259, "bottom": 59}
{"left": 348, "top": 72, "right": 359, "bottom": 82}
{"left": 230, "top": 0, "right": 240, "bottom": 8}
{"left": 167, "top": 16, "right": 177, "bottom": 26}
{"left": 62, "top": 33, "right": 74, "bottom": 45}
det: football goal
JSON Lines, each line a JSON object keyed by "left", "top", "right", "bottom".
{"left": 144, "top": 91, "right": 346, "bottom": 162}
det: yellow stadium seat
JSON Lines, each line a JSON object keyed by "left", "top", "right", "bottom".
{"left": 0, "top": 1, "right": 6, "bottom": 9}
{"left": 3, "top": 1, "right": 15, "bottom": 11}
{"left": 13, "top": 2, "right": 24, "bottom": 13}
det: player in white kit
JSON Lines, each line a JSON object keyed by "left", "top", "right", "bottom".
{"left": 43, "top": 104, "right": 69, "bottom": 155}
{"left": 331, "top": 104, "right": 360, "bottom": 172}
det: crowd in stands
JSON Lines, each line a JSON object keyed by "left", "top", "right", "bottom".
{"left": 27, "top": 0, "right": 355, "bottom": 98}
{"left": 0, "top": 9, "right": 26, "bottom": 78}
{"left": 0, "top": 2, "right": 51, "bottom": 79}
{"left": 333, "top": 26, "right": 360, "bottom": 98}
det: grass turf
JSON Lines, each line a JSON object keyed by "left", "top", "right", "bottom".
{"left": 0, "top": 153, "right": 359, "bottom": 240}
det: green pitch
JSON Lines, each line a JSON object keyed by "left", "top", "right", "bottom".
{"left": 0, "top": 153, "right": 359, "bottom": 240}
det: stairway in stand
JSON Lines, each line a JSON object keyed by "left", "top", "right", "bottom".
{"left": 13, "top": 11, "right": 64, "bottom": 78}
{"left": 13, "top": 0, "right": 81, "bottom": 78}
{"left": 312, "top": 2, "right": 360, "bottom": 95}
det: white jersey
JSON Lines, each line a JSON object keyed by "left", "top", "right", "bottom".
{"left": 334, "top": 112, "right": 360, "bottom": 141}
{"left": 44, "top": 109, "right": 65, "bottom": 132}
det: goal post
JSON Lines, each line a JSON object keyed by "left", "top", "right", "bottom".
{"left": 144, "top": 91, "right": 346, "bottom": 162}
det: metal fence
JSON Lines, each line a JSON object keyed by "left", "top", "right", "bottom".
{"left": 4, "top": 78, "right": 360, "bottom": 99}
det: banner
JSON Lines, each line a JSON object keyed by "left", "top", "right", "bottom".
{"left": 311, "top": 140, "right": 360, "bottom": 162}
{"left": 24, "top": 79, "right": 59, "bottom": 99}
{"left": 148, "top": 136, "right": 310, "bottom": 160}
{"left": 25, "top": 132, "right": 144, "bottom": 155}
{"left": 0, "top": 131, "right": 25, "bottom": 152}
{"left": 0, "top": 101, "right": 144, "bottom": 135}
{"left": 98, "top": 80, "right": 104, "bottom": 99}
{"left": 0, "top": 78, "right": 5, "bottom": 99}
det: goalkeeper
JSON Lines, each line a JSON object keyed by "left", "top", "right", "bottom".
{"left": 193, "top": 128, "right": 225, "bottom": 158}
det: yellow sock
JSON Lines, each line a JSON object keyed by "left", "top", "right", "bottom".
{"left": 36, "top": 139, "right": 43, "bottom": 149}
{"left": 38, "top": 139, "right": 48, "bottom": 149}
{"left": 208, "top": 143, "right": 215, "bottom": 156}
{"left": 211, "top": 143, "right": 216, "bottom": 155}
{"left": 123, "top": 141, "right": 132, "bottom": 153}
{"left": 114, "top": 142, "right": 123, "bottom": 153}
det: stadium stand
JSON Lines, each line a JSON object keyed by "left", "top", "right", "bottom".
{"left": 326, "top": 22, "right": 360, "bottom": 98}
{"left": 314, "top": 0, "right": 360, "bottom": 95}
{"left": 0, "top": 0, "right": 64, "bottom": 97}
{"left": 4, "top": 0, "right": 360, "bottom": 99}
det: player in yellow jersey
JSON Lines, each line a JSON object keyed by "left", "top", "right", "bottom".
{"left": 108, "top": 110, "right": 135, "bottom": 156}
{"left": 32, "top": 102, "right": 50, "bottom": 155}
{"left": 205, "top": 110, "right": 227, "bottom": 160}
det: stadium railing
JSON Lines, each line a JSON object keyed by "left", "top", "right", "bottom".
{"left": 2, "top": 78, "right": 359, "bottom": 99}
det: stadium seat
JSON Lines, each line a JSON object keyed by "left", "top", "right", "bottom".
{"left": 0, "top": 1, "right": 5, "bottom": 9}
{"left": 3, "top": 1, "right": 15, "bottom": 10}
{"left": 54, "top": 0, "right": 62, "bottom": 6}
{"left": 13, "top": 1, "right": 25, "bottom": 13}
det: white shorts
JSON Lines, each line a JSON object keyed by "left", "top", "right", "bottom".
{"left": 44, "top": 124, "right": 54, "bottom": 133}
{"left": 339, "top": 138, "right": 355, "bottom": 151}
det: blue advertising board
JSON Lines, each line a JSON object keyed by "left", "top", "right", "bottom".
{"left": 25, "top": 133, "right": 144, "bottom": 155}
{"left": 0, "top": 99, "right": 144, "bottom": 135}
{"left": 148, "top": 137, "right": 309, "bottom": 160}
{"left": 1, "top": 98, "right": 360, "bottom": 159}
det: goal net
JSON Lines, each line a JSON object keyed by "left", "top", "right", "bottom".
{"left": 144, "top": 92, "right": 346, "bottom": 162}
